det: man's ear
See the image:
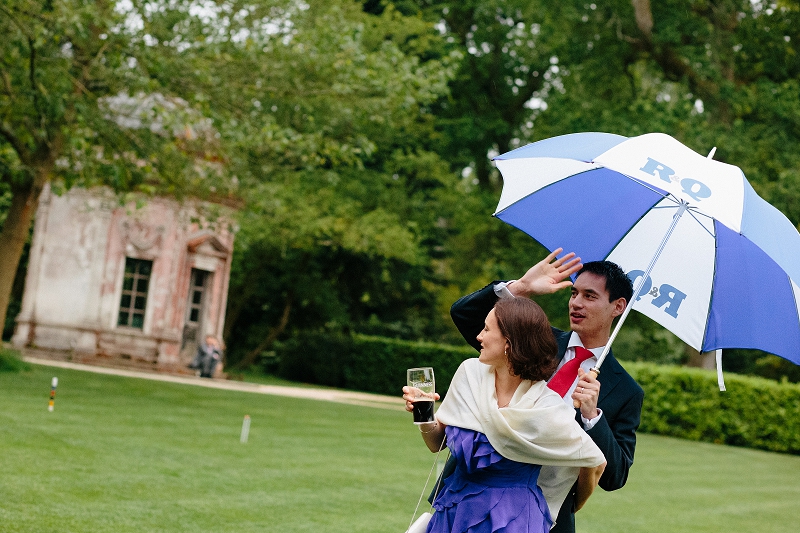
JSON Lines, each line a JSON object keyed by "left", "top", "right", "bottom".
{"left": 611, "top": 298, "right": 627, "bottom": 318}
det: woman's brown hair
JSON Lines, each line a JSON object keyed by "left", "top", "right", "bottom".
{"left": 493, "top": 297, "right": 559, "bottom": 381}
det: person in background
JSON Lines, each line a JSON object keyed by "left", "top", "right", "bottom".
{"left": 191, "top": 335, "right": 222, "bottom": 378}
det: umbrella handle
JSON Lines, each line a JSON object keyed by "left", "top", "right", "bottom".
{"left": 572, "top": 368, "right": 600, "bottom": 409}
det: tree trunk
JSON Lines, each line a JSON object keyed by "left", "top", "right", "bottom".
{"left": 234, "top": 296, "right": 293, "bottom": 370}
{"left": 631, "top": 0, "right": 654, "bottom": 43}
{"left": 0, "top": 178, "right": 44, "bottom": 336}
{"left": 475, "top": 151, "right": 493, "bottom": 190}
{"left": 222, "top": 270, "right": 260, "bottom": 341}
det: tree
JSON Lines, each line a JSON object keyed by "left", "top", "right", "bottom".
{"left": 393, "top": 1, "right": 581, "bottom": 190}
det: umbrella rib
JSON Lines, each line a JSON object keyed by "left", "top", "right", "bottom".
{"left": 695, "top": 217, "right": 759, "bottom": 364}
{"left": 618, "top": 173, "right": 673, "bottom": 199}
{"left": 650, "top": 193, "right": 715, "bottom": 239}
{"left": 686, "top": 208, "right": 716, "bottom": 239}
{"left": 701, "top": 222, "right": 719, "bottom": 354}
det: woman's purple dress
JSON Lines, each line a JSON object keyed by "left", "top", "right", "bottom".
{"left": 427, "top": 426, "right": 552, "bottom": 533}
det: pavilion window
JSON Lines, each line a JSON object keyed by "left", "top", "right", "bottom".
{"left": 117, "top": 258, "right": 152, "bottom": 329}
{"left": 186, "top": 269, "right": 208, "bottom": 325}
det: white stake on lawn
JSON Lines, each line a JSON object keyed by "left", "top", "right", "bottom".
{"left": 240, "top": 415, "right": 251, "bottom": 443}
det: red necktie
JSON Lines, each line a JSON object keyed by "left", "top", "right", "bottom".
{"left": 547, "top": 346, "right": 594, "bottom": 397}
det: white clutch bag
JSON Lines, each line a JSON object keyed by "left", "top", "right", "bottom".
{"left": 405, "top": 511, "right": 432, "bottom": 533}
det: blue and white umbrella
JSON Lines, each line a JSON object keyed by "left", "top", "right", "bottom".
{"left": 493, "top": 132, "right": 800, "bottom": 379}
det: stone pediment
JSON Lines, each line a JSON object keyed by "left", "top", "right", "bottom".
{"left": 186, "top": 231, "right": 230, "bottom": 257}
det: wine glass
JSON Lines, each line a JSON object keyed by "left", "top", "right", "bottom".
{"left": 407, "top": 367, "right": 435, "bottom": 424}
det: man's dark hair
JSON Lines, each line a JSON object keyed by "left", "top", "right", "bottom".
{"left": 576, "top": 261, "right": 633, "bottom": 304}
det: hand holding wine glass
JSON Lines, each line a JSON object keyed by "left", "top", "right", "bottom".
{"left": 405, "top": 367, "right": 437, "bottom": 424}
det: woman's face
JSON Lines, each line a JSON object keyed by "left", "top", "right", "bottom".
{"left": 476, "top": 309, "right": 509, "bottom": 367}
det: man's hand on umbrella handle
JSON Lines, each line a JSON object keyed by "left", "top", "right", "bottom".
{"left": 572, "top": 368, "right": 600, "bottom": 418}
{"left": 508, "top": 248, "right": 583, "bottom": 298}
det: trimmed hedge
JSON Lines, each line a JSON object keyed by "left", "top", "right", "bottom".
{"left": 627, "top": 362, "right": 800, "bottom": 455}
{"left": 0, "top": 348, "right": 29, "bottom": 373}
{"left": 273, "top": 335, "right": 800, "bottom": 455}
{"left": 274, "top": 333, "right": 474, "bottom": 397}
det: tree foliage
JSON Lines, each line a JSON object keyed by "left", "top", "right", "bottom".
{"left": 214, "top": 2, "right": 462, "bottom": 366}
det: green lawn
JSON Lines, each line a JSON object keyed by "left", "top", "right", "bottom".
{"left": 2, "top": 364, "right": 799, "bottom": 533}
{"left": 581, "top": 433, "right": 800, "bottom": 533}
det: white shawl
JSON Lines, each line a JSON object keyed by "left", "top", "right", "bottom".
{"left": 435, "top": 358, "right": 605, "bottom": 520}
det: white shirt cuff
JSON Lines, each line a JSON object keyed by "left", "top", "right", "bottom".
{"left": 581, "top": 408, "right": 603, "bottom": 431}
{"left": 493, "top": 280, "right": 518, "bottom": 299}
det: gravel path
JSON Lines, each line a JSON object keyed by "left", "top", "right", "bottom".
{"left": 23, "top": 356, "right": 404, "bottom": 411}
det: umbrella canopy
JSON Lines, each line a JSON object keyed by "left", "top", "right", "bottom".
{"left": 493, "top": 132, "right": 800, "bottom": 366}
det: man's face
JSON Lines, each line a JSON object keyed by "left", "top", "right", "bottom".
{"left": 569, "top": 272, "right": 625, "bottom": 346}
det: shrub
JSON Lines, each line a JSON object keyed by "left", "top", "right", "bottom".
{"left": 0, "top": 347, "right": 30, "bottom": 373}
{"left": 627, "top": 362, "right": 800, "bottom": 455}
{"left": 274, "top": 333, "right": 473, "bottom": 397}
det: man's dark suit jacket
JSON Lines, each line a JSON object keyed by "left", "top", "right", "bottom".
{"left": 445, "top": 282, "right": 644, "bottom": 533}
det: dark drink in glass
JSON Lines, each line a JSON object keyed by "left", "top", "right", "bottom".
{"left": 412, "top": 400, "right": 435, "bottom": 424}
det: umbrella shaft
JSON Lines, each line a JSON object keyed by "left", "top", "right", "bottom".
{"left": 595, "top": 201, "right": 690, "bottom": 369}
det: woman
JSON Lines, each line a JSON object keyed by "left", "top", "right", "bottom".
{"left": 403, "top": 298, "right": 606, "bottom": 533}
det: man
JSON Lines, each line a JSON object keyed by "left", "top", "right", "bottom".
{"left": 447, "top": 248, "right": 643, "bottom": 533}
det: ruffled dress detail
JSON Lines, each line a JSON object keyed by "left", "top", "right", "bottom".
{"left": 426, "top": 426, "right": 552, "bottom": 533}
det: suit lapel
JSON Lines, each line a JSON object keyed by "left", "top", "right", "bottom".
{"left": 596, "top": 351, "right": 622, "bottom": 405}
{"left": 554, "top": 328, "right": 571, "bottom": 360}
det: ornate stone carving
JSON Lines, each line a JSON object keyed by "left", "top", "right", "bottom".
{"left": 120, "top": 219, "right": 165, "bottom": 251}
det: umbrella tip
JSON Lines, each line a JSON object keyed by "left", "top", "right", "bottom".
{"left": 707, "top": 147, "right": 717, "bottom": 159}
